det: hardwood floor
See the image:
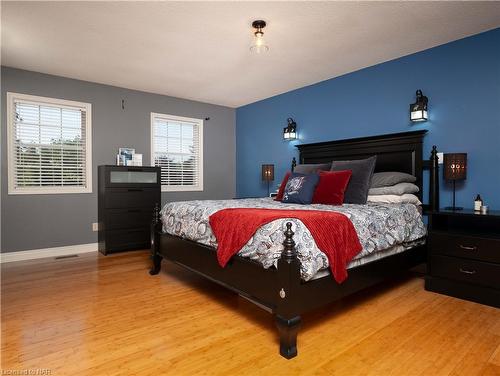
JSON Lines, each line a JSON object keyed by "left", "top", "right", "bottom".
{"left": 2, "top": 250, "right": 499, "bottom": 376}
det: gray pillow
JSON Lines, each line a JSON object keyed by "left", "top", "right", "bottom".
{"left": 330, "top": 156, "right": 377, "bottom": 204}
{"left": 294, "top": 162, "right": 331, "bottom": 174}
{"left": 371, "top": 172, "right": 417, "bottom": 188}
{"left": 369, "top": 182, "right": 419, "bottom": 196}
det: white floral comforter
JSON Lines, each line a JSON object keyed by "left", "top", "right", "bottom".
{"left": 161, "top": 198, "right": 426, "bottom": 281}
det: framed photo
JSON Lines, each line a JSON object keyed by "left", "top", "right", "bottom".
{"left": 118, "top": 148, "right": 135, "bottom": 165}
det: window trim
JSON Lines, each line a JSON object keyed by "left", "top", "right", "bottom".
{"left": 7, "top": 92, "right": 93, "bottom": 195}
{"left": 150, "top": 112, "right": 204, "bottom": 192}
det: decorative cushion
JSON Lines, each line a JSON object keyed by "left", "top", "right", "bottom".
{"left": 312, "top": 170, "right": 352, "bottom": 205}
{"left": 274, "top": 172, "right": 291, "bottom": 201}
{"left": 282, "top": 173, "right": 320, "bottom": 204}
{"left": 368, "top": 182, "right": 419, "bottom": 196}
{"left": 371, "top": 171, "right": 417, "bottom": 188}
{"left": 330, "top": 156, "right": 377, "bottom": 204}
{"left": 294, "top": 162, "right": 332, "bottom": 175}
{"left": 367, "top": 194, "right": 422, "bottom": 205}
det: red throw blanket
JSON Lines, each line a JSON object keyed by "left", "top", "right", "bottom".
{"left": 209, "top": 208, "right": 363, "bottom": 283}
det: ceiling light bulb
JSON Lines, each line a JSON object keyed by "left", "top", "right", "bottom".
{"left": 250, "top": 36, "right": 269, "bottom": 53}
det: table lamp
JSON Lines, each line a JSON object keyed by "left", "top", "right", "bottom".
{"left": 443, "top": 153, "right": 467, "bottom": 210}
{"left": 261, "top": 164, "right": 275, "bottom": 197}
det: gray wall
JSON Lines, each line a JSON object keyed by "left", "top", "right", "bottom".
{"left": 1, "top": 67, "right": 236, "bottom": 252}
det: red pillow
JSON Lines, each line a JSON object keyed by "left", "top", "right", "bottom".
{"left": 312, "top": 170, "right": 352, "bottom": 205}
{"left": 274, "top": 172, "right": 291, "bottom": 201}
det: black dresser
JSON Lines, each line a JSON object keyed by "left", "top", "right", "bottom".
{"left": 98, "top": 165, "right": 161, "bottom": 255}
{"left": 425, "top": 209, "right": 500, "bottom": 308}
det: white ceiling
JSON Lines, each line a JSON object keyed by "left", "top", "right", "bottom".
{"left": 2, "top": 1, "right": 500, "bottom": 108}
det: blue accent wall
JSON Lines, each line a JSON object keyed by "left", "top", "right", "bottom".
{"left": 236, "top": 28, "right": 500, "bottom": 209}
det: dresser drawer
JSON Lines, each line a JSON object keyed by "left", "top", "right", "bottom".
{"left": 104, "top": 208, "right": 153, "bottom": 230}
{"left": 104, "top": 188, "right": 160, "bottom": 209}
{"left": 105, "top": 228, "right": 150, "bottom": 251}
{"left": 429, "top": 232, "right": 500, "bottom": 264}
{"left": 430, "top": 255, "right": 500, "bottom": 289}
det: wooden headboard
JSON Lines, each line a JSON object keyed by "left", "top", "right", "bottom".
{"left": 295, "top": 130, "right": 428, "bottom": 201}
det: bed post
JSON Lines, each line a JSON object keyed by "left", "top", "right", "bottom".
{"left": 291, "top": 157, "right": 297, "bottom": 172}
{"left": 429, "top": 145, "right": 440, "bottom": 211}
{"left": 275, "top": 222, "right": 301, "bottom": 359}
{"left": 149, "top": 203, "right": 163, "bottom": 275}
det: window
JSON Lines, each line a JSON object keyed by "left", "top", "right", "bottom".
{"left": 151, "top": 113, "right": 203, "bottom": 192}
{"left": 7, "top": 92, "right": 92, "bottom": 194}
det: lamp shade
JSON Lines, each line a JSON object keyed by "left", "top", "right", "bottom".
{"left": 261, "top": 164, "right": 274, "bottom": 182}
{"left": 443, "top": 153, "right": 467, "bottom": 181}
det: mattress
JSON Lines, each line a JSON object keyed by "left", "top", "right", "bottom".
{"left": 161, "top": 198, "right": 426, "bottom": 281}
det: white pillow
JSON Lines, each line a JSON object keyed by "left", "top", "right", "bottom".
{"left": 367, "top": 194, "right": 422, "bottom": 205}
{"left": 368, "top": 182, "right": 419, "bottom": 196}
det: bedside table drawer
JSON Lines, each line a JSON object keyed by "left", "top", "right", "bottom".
{"left": 429, "top": 232, "right": 500, "bottom": 264}
{"left": 430, "top": 255, "right": 500, "bottom": 289}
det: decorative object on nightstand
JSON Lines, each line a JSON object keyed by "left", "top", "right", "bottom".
{"left": 262, "top": 164, "right": 275, "bottom": 196}
{"left": 425, "top": 209, "right": 500, "bottom": 308}
{"left": 443, "top": 153, "right": 467, "bottom": 210}
{"left": 474, "top": 194, "right": 483, "bottom": 212}
{"left": 98, "top": 165, "right": 161, "bottom": 255}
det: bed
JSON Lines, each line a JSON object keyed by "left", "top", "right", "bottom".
{"left": 149, "top": 130, "right": 440, "bottom": 359}
{"left": 161, "top": 198, "right": 427, "bottom": 281}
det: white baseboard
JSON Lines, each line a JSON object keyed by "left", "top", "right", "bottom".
{"left": 0, "top": 243, "right": 98, "bottom": 263}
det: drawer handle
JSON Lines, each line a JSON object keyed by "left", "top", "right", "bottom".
{"left": 459, "top": 268, "right": 476, "bottom": 275}
{"left": 458, "top": 245, "right": 477, "bottom": 251}
{"left": 127, "top": 189, "right": 143, "bottom": 192}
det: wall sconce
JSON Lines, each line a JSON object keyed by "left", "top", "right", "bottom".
{"left": 283, "top": 118, "right": 297, "bottom": 140}
{"left": 410, "top": 90, "right": 428, "bottom": 122}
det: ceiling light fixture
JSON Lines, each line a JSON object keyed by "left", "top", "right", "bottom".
{"left": 250, "top": 20, "right": 269, "bottom": 54}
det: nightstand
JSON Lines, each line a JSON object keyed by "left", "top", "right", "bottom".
{"left": 425, "top": 209, "right": 500, "bottom": 308}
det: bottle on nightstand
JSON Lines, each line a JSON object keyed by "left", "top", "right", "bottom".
{"left": 474, "top": 194, "right": 483, "bottom": 212}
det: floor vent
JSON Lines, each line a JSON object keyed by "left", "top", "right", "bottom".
{"left": 54, "top": 254, "right": 79, "bottom": 260}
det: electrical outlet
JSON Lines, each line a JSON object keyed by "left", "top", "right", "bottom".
{"left": 437, "top": 152, "right": 444, "bottom": 164}
{"left": 92, "top": 222, "right": 99, "bottom": 232}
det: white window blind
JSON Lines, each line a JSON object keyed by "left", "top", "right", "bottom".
{"left": 7, "top": 93, "right": 92, "bottom": 194}
{"left": 151, "top": 113, "right": 203, "bottom": 192}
